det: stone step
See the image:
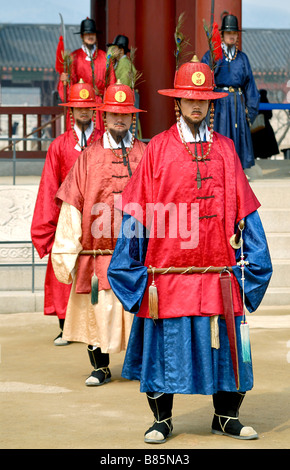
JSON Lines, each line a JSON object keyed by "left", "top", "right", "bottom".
{"left": 261, "top": 287, "right": 290, "bottom": 308}
{"left": 269, "top": 260, "right": 290, "bottom": 288}
{"left": 266, "top": 233, "right": 290, "bottom": 259}
{"left": 0, "top": 265, "right": 46, "bottom": 291}
{"left": 250, "top": 180, "right": 290, "bottom": 209}
{"left": 0, "top": 291, "right": 44, "bottom": 314}
{"left": 259, "top": 208, "right": 290, "bottom": 232}
{"left": 247, "top": 159, "right": 290, "bottom": 182}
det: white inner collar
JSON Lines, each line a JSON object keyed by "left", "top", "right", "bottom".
{"left": 103, "top": 130, "right": 133, "bottom": 149}
{"left": 82, "top": 44, "right": 97, "bottom": 59}
{"left": 222, "top": 42, "right": 236, "bottom": 60}
{"left": 73, "top": 121, "right": 94, "bottom": 151}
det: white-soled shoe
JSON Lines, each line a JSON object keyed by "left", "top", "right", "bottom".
{"left": 85, "top": 367, "right": 111, "bottom": 386}
{"left": 144, "top": 419, "right": 173, "bottom": 444}
{"left": 211, "top": 414, "right": 258, "bottom": 440}
{"left": 54, "top": 332, "right": 70, "bottom": 346}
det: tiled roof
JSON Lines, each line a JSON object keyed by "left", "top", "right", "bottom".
{"left": 243, "top": 29, "right": 290, "bottom": 75}
{"left": 0, "top": 24, "right": 289, "bottom": 76}
{"left": 0, "top": 23, "right": 80, "bottom": 71}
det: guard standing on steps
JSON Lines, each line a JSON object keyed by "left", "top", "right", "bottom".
{"left": 107, "top": 57, "right": 272, "bottom": 443}
{"left": 57, "top": 17, "right": 116, "bottom": 134}
{"left": 31, "top": 80, "right": 101, "bottom": 345}
{"left": 201, "top": 14, "right": 259, "bottom": 170}
{"left": 51, "top": 81, "right": 147, "bottom": 386}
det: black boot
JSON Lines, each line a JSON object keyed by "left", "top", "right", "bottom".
{"left": 85, "top": 346, "right": 111, "bottom": 386}
{"left": 211, "top": 391, "right": 258, "bottom": 439}
{"left": 144, "top": 392, "right": 173, "bottom": 444}
{"left": 54, "top": 319, "right": 70, "bottom": 346}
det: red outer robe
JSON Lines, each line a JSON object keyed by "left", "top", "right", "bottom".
{"left": 57, "top": 48, "right": 116, "bottom": 133}
{"left": 31, "top": 127, "right": 101, "bottom": 318}
{"left": 117, "top": 124, "right": 261, "bottom": 319}
{"left": 55, "top": 138, "right": 146, "bottom": 293}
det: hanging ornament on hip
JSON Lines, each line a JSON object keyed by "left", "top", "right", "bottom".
{"left": 91, "top": 254, "right": 99, "bottom": 305}
{"left": 148, "top": 266, "right": 158, "bottom": 320}
{"left": 237, "top": 219, "right": 251, "bottom": 363}
{"left": 240, "top": 320, "right": 251, "bottom": 363}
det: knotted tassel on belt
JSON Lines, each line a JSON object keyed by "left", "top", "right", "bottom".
{"left": 79, "top": 249, "right": 113, "bottom": 305}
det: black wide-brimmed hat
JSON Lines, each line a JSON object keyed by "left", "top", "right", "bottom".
{"left": 75, "top": 18, "right": 99, "bottom": 35}
{"left": 107, "top": 35, "right": 130, "bottom": 54}
{"left": 220, "top": 14, "right": 243, "bottom": 32}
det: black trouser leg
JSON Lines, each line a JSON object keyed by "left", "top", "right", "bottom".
{"left": 87, "top": 346, "right": 110, "bottom": 368}
{"left": 86, "top": 346, "right": 111, "bottom": 386}
{"left": 59, "top": 318, "right": 65, "bottom": 331}
{"left": 144, "top": 392, "right": 174, "bottom": 443}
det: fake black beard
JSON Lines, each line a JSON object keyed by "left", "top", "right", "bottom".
{"left": 84, "top": 42, "right": 95, "bottom": 50}
{"left": 110, "top": 129, "right": 128, "bottom": 143}
{"left": 183, "top": 115, "right": 204, "bottom": 136}
{"left": 76, "top": 118, "right": 91, "bottom": 129}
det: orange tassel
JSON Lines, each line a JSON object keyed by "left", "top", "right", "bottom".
{"left": 148, "top": 267, "right": 158, "bottom": 320}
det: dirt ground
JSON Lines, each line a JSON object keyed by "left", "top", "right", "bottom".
{"left": 0, "top": 308, "right": 289, "bottom": 453}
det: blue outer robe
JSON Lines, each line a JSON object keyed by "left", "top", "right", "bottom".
{"left": 201, "top": 49, "right": 259, "bottom": 169}
{"left": 108, "top": 211, "right": 272, "bottom": 395}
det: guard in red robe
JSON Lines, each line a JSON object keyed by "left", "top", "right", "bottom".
{"left": 31, "top": 81, "right": 102, "bottom": 345}
{"left": 51, "top": 82, "right": 147, "bottom": 386}
{"left": 57, "top": 18, "right": 116, "bottom": 133}
{"left": 107, "top": 57, "right": 272, "bottom": 443}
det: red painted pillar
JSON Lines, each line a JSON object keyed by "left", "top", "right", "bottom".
{"left": 106, "top": 0, "right": 136, "bottom": 46}
{"left": 195, "top": 0, "right": 242, "bottom": 59}
{"left": 135, "top": 0, "right": 176, "bottom": 138}
{"left": 91, "top": 0, "right": 107, "bottom": 50}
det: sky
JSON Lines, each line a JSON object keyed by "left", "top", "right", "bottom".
{"left": 1, "top": 0, "right": 290, "bottom": 29}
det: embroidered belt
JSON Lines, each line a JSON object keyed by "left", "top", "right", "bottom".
{"left": 217, "top": 86, "right": 242, "bottom": 95}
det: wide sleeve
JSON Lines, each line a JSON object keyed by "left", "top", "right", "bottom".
{"left": 242, "top": 53, "right": 260, "bottom": 124}
{"left": 232, "top": 210, "right": 272, "bottom": 312}
{"left": 55, "top": 148, "right": 87, "bottom": 211}
{"left": 51, "top": 202, "right": 83, "bottom": 284}
{"left": 30, "top": 139, "right": 62, "bottom": 258}
{"left": 108, "top": 214, "right": 148, "bottom": 313}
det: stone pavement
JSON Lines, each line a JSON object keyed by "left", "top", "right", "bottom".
{"left": 0, "top": 307, "right": 289, "bottom": 451}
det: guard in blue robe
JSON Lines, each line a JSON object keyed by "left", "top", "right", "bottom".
{"left": 107, "top": 54, "right": 272, "bottom": 444}
{"left": 108, "top": 210, "right": 272, "bottom": 442}
{"left": 201, "top": 15, "right": 259, "bottom": 169}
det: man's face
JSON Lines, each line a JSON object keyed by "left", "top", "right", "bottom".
{"left": 223, "top": 31, "right": 238, "bottom": 46}
{"left": 179, "top": 99, "right": 210, "bottom": 130}
{"left": 82, "top": 33, "right": 97, "bottom": 48}
{"left": 73, "top": 107, "right": 94, "bottom": 129}
{"left": 105, "top": 112, "right": 133, "bottom": 142}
